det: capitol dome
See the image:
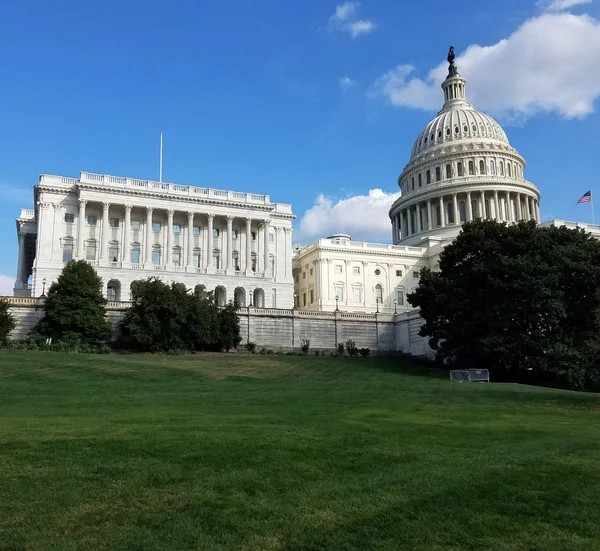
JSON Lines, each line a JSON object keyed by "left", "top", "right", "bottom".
{"left": 389, "top": 47, "right": 541, "bottom": 246}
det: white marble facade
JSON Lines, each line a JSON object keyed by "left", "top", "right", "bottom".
{"left": 15, "top": 172, "right": 295, "bottom": 308}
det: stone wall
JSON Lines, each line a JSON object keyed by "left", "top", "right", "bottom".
{"left": 4, "top": 298, "right": 432, "bottom": 357}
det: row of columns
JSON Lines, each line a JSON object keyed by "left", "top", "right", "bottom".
{"left": 76, "top": 200, "right": 276, "bottom": 273}
{"left": 392, "top": 191, "right": 540, "bottom": 241}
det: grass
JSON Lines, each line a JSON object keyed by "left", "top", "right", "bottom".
{"left": 0, "top": 352, "right": 599, "bottom": 551}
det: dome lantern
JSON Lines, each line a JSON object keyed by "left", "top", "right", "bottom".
{"left": 440, "top": 46, "right": 469, "bottom": 112}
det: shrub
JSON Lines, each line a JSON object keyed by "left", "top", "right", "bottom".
{"left": 300, "top": 339, "right": 310, "bottom": 355}
{"left": 0, "top": 298, "right": 16, "bottom": 346}
{"left": 359, "top": 347, "right": 370, "bottom": 357}
{"left": 314, "top": 350, "right": 321, "bottom": 356}
{"left": 337, "top": 342, "right": 345, "bottom": 355}
{"left": 245, "top": 341, "right": 257, "bottom": 353}
{"left": 345, "top": 339, "right": 358, "bottom": 356}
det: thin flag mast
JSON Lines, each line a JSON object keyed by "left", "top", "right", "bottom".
{"left": 159, "top": 131, "right": 163, "bottom": 183}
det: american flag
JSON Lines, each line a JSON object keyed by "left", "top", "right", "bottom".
{"left": 577, "top": 191, "right": 592, "bottom": 204}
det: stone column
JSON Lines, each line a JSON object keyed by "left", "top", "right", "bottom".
{"left": 480, "top": 191, "right": 486, "bottom": 219}
{"left": 493, "top": 191, "right": 500, "bottom": 221}
{"left": 245, "top": 218, "right": 252, "bottom": 273}
{"left": 284, "top": 227, "right": 292, "bottom": 278}
{"left": 77, "top": 199, "right": 87, "bottom": 259}
{"left": 536, "top": 200, "right": 541, "bottom": 223}
{"left": 408, "top": 207, "right": 413, "bottom": 236}
{"left": 166, "top": 210, "right": 174, "bottom": 266}
{"left": 516, "top": 194, "right": 523, "bottom": 221}
{"left": 362, "top": 261, "right": 368, "bottom": 307}
{"left": 391, "top": 215, "right": 397, "bottom": 243}
{"left": 439, "top": 197, "right": 445, "bottom": 227}
{"left": 453, "top": 194, "right": 458, "bottom": 225}
{"left": 100, "top": 202, "right": 110, "bottom": 263}
{"left": 123, "top": 205, "right": 131, "bottom": 266}
{"left": 427, "top": 200, "right": 432, "bottom": 231}
{"left": 16, "top": 231, "right": 26, "bottom": 284}
{"left": 145, "top": 207, "right": 153, "bottom": 266}
{"left": 263, "top": 219, "right": 270, "bottom": 276}
{"left": 526, "top": 196, "right": 532, "bottom": 220}
{"left": 226, "top": 216, "right": 234, "bottom": 272}
{"left": 187, "top": 212, "right": 195, "bottom": 268}
{"left": 467, "top": 191, "right": 473, "bottom": 221}
{"left": 206, "top": 214, "right": 214, "bottom": 270}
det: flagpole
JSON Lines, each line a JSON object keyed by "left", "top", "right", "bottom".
{"left": 159, "top": 131, "right": 163, "bottom": 183}
{"left": 592, "top": 192, "right": 595, "bottom": 225}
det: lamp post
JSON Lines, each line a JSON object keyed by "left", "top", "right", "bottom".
{"left": 335, "top": 296, "right": 339, "bottom": 311}
{"left": 394, "top": 300, "right": 397, "bottom": 314}
{"left": 376, "top": 298, "right": 380, "bottom": 314}
{"left": 41, "top": 278, "right": 47, "bottom": 298}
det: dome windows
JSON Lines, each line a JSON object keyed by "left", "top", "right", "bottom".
{"left": 499, "top": 162, "right": 504, "bottom": 176}
{"left": 457, "top": 162, "right": 464, "bottom": 177}
{"left": 479, "top": 160, "right": 486, "bottom": 175}
{"left": 435, "top": 167, "right": 441, "bottom": 182}
{"left": 438, "top": 130, "right": 442, "bottom": 138}
{"left": 418, "top": 173, "right": 422, "bottom": 187}
{"left": 490, "top": 160, "right": 496, "bottom": 175}
{"left": 426, "top": 170, "right": 431, "bottom": 185}
{"left": 472, "top": 124, "right": 477, "bottom": 133}
{"left": 508, "top": 164, "right": 512, "bottom": 177}
{"left": 463, "top": 124, "right": 468, "bottom": 133}
{"left": 468, "top": 161, "right": 474, "bottom": 175}
{"left": 454, "top": 126, "right": 459, "bottom": 134}
{"left": 424, "top": 136, "right": 427, "bottom": 144}
{"left": 446, "top": 128, "right": 450, "bottom": 137}
{"left": 446, "top": 164, "right": 452, "bottom": 179}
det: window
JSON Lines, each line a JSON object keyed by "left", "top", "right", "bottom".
{"left": 448, "top": 203, "right": 455, "bottom": 224}
{"left": 396, "top": 290, "right": 404, "bottom": 305}
{"left": 109, "top": 218, "right": 119, "bottom": 228}
{"left": 192, "top": 251, "right": 202, "bottom": 268}
{"left": 87, "top": 216, "right": 97, "bottom": 226}
{"left": 335, "top": 265, "right": 343, "bottom": 274}
{"left": 152, "top": 222, "right": 161, "bottom": 232}
{"left": 459, "top": 201, "right": 466, "bottom": 222}
{"left": 109, "top": 246, "right": 119, "bottom": 262}
{"left": 232, "top": 230, "right": 239, "bottom": 239}
{"left": 310, "top": 268, "right": 313, "bottom": 276}
{"left": 193, "top": 226, "right": 201, "bottom": 235}
{"left": 173, "top": 224, "right": 181, "bottom": 234}
{"left": 295, "top": 275, "right": 299, "bottom": 283}
{"left": 375, "top": 268, "right": 381, "bottom": 276}
{"left": 152, "top": 250, "right": 161, "bottom": 265}
{"left": 468, "top": 161, "right": 474, "bottom": 176}
{"left": 131, "top": 249, "right": 140, "bottom": 264}
{"left": 86, "top": 243, "right": 97, "bottom": 261}
{"left": 463, "top": 125, "right": 468, "bottom": 133}
{"left": 454, "top": 126, "right": 459, "bottom": 134}
{"left": 446, "top": 164, "right": 451, "bottom": 178}
{"left": 457, "top": 162, "right": 463, "bottom": 177}
{"left": 251, "top": 254, "right": 257, "bottom": 272}
{"left": 335, "top": 284, "right": 344, "bottom": 301}
{"left": 251, "top": 231, "right": 257, "bottom": 241}
{"left": 213, "top": 251, "right": 221, "bottom": 269}
{"left": 233, "top": 252, "right": 240, "bottom": 271}
{"left": 173, "top": 250, "right": 181, "bottom": 266}
{"left": 310, "top": 289, "right": 314, "bottom": 303}
{"left": 418, "top": 173, "right": 422, "bottom": 187}
{"left": 303, "top": 272, "right": 306, "bottom": 279}
{"left": 62, "top": 243, "right": 73, "bottom": 263}
{"left": 508, "top": 164, "right": 512, "bottom": 177}
{"left": 426, "top": 170, "right": 431, "bottom": 185}
{"left": 269, "top": 233, "right": 274, "bottom": 242}
{"left": 479, "top": 160, "right": 485, "bottom": 174}
{"left": 435, "top": 167, "right": 441, "bottom": 182}
{"left": 375, "top": 284, "right": 383, "bottom": 303}
{"left": 303, "top": 293, "right": 307, "bottom": 307}
{"left": 446, "top": 127, "right": 450, "bottom": 136}
{"left": 413, "top": 271, "right": 420, "bottom": 278}
{"left": 213, "top": 228, "right": 220, "bottom": 238}
{"left": 490, "top": 160, "right": 496, "bottom": 175}
{"left": 411, "top": 177, "right": 414, "bottom": 190}
{"left": 353, "top": 286, "right": 362, "bottom": 303}
{"left": 396, "top": 270, "right": 402, "bottom": 277}
{"left": 107, "top": 285, "right": 117, "bottom": 301}
{"left": 64, "top": 213, "right": 74, "bottom": 224}
{"left": 353, "top": 266, "right": 360, "bottom": 275}
{"left": 131, "top": 220, "right": 141, "bottom": 231}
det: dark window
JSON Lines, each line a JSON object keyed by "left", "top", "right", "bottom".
{"left": 457, "top": 162, "right": 463, "bottom": 177}
{"left": 446, "top": 164, "right": 451, "bottom": 178}
{"left": 426, "top": 170, "right": 431, "bottom": 185}
{"left": 435, "top": 167, "right": 441, "bottom": 182}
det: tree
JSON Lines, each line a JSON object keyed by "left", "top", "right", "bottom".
{"left": 219, "top": 303, "right": 242, "bottom": 352}
{"left": 32, "top": 260, "right": 111, "bottom": 342}
{"left": 408, "top": 220, "right": 600, "bottom": 388}
{"left": 0, "top": 298, "right": 16, "bottom": 345}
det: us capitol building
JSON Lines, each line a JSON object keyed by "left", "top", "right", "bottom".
{"left": 12, "top": 49, "right": 599, "bottom": 317}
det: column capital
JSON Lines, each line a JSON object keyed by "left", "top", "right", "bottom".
{"left": 274, "top": 226, "right": 282, "bottom": 233}
{"left": 145, "top": 206, "right": 153, "bottom": 215}
{"left": 362, "top": 260, "right": 369, "bottom": 267}
{"left": 124, "top": 204, "right": 133, "bottom": 213}
{"left": 166, "top": 209, "right": 175, "bottom": 217}
{"left": 102, "top": 201, "right": 111, "bottom": 209}
{"left": 78, "top": 199, "right": 87, "bottom": 207}
{"left": 187, "top": 211, "right": 194, "bottom": 219}
{"left": 52, "top": 203, "right": 64, "bottom": 211}
{"left": 283, "top": 227, "right": 292, "bottom": 234}
{"left": 226, "top": 215, "right": 234, "bottom": 223}
{"left": 207, "top": 213, "right": 215, "bottom": 221}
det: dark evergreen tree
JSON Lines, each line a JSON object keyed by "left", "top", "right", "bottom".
{"left": 409, "top": 220, "right": 600, "bottom": 389}
{"left": 218, "top": 303, "right": 242, "bottom": 352}
{"left": 32, "top": 260, "right": 111, "bottom": 342}
{"left": 0, "top": 298, "right": 16, "bottom": 345}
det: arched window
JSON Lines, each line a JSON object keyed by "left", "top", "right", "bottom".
{"left": 468, "top": 161, "right": 474, "bottom": 175}
{"left": 212, "top": 249, "right": 221, "bottom": 270}
{"left": 457, "top": 162, "right": 463, "bottom": 177}
{"left": 499, "top": 162, "right": 504, "bottom": 176}
{"left": 490, "top": 160, "right": 496, "bottom": 175}
{"left": 436, "top": 205, "right": 442, "bottom": 226}
{"left": 446, "top": 164, "right": 451, "bottom": 179}
{"left": 459, "top": 201, "right": 466, "bottom": 223}
{"left": 426, "top": 170, "right": 431, "bottom": 184}
{"left": 234, "top": 287, "right": 246, "bottom": 308}
{"left": 215, "top": 286, "right": 227, "bottom": 307}
{"left": 151, "top": 246, "right": 161, "bottom": 265}
{"left": 62, "top": 239, "right": 74, "bottom": 263}
{"left": 106, "top": 280, "right": 121, "bottom": 302}
{"left": 471, "top": 199, "right": 479, "bottom": 218}
{"left": 375, "top": 284, "right": 384, "bottom": 304}
{"left": 194, "top": 284, "right": 206, "bottom": 298}
{"left": 479, "top": 160, "right": 485, "bottom": 175}
{"left": 418, "top": 173, "right": 422, "bottom": 187}
{"left": 334, "top": 283, "right": 344, "bottom": 301}
{"left": 411, "top": 176, "right": 414, "bottom": 190}
{"left": 172, "top": 247, "right": 181, "bottom": 267}
{"left": 435, "top": 167, "right": 441, "bottom": 181}
{"left": 508, "top": 163, "right": 512, "bottom": 177}
{"left": 448, "top": 203, "right": 455, "bottom": 224}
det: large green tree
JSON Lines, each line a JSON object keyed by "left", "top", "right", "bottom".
{"left": 32, "top": 260, "right": 112, "bottom": 342}
{"left": 408, "top": 220, "right": 600, "bottom": 388}
{"left": 0, "top": 298, "right": 16, "bottom": 345}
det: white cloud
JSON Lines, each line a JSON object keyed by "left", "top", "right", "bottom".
{"left": 339, "top": 75, "right": 356, "bottom": 90}
{"left": 327, "top": 2, "right": 376, "bottom": 38}
{"left": 0, "top": 275, "right": 15, "bottom": 296}
{"left": 542, "top": 0, "right": 592, "bottom": 12}
{"left": 298, "top": 189, "right": 401, "bottom": 242}
{"left": 372, "top": 12, "right": 600, "bottom": 120}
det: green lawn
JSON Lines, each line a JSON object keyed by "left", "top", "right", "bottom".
{"left": 1, "top": 353, "right": 599, "bottom": 551}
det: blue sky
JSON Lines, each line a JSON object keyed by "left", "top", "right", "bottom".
{"left": 1, "top": 0, "right": 600, "bottom": 292}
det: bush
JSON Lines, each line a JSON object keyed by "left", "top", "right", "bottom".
{"left": 359, "top": 347, "right": 370, "bottom": 357}
{"left": 31, "top": 260, "right": 111, "bottom": 343}
{"left": 300, "top": 339, "right": 310, "bottom": 355}
{"left": 245, "top": 341, "right": 257, "bottom": 354}
{"left": 337, "top": 342, "right": 345, "bottom": 355}
{"left": 345, "top": 339, "right": 358, "bottom": 356}
{"left": 314, "top": 350, "right": 321, "bottom": 356}
{"left": 0, "top": 298, "right": 16, "bottom": 346}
